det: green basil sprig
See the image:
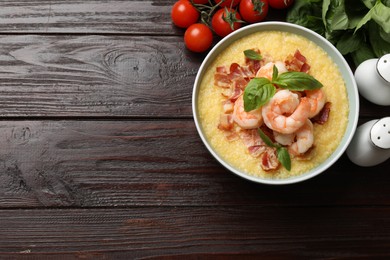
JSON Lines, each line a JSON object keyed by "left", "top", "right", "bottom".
{"left": 244, "top": 66, "right": 323, "bottom": 112}
{"left": 244, "top": 49, "right": 262, "bottom": 60}
{"left": 273, "top": 71, "right": 323, "bottom": 91}
{"left": 258, "top": 128, "right": 291, "bottom": 171}
{"left": 243, "top": 78, "right": 275, "bottom": 112}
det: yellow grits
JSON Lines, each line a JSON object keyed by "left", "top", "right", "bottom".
{"left": 197, "top": 31, "right": 349, "bottom": 179}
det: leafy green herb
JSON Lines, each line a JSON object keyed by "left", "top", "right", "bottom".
{"left": 368, "top": 21, "right": 390, "bottom": 57}
{"left": 244, "top": 66, "right": 323, "bottom": 112}
{"left": 271, "top": 64, "right": 278, "bottom": 82}
{"left": 273, "top": 70, "right": 323, "bottom": 91}
{"left": 277, "top": 147, "right": 292, "bottom": 171}
{"left": 258, "top": 129, "right": 291, "bottom": 171}
{"left": 243, "top": 78, "right": 275, "bottom": 112}
{"left": 287, "top": 0, "right": 390, "bottom": 67}
{"left": 336, "top": 30, "right": 363, "bottom": 55}
{"left": 244, "top": 49, "right": 263, "bottom": 61}
{"left": 258, "top": 128, "right": 275, "bottom": 147}
{"left": 286, "top": 0, "right": 326, "bottom": 36}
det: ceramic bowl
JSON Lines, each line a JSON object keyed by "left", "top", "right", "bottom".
{"left": 192, "top": 22, "right": 359, "bottom": 185}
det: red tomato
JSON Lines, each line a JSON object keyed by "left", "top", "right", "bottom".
{"left": 268, "top": 0, "right": 294, "bottom": 9}
{"left": 214, "top": 0, "right": 241, "bottom": 8}
{"left": 192, "top": 0, "right": 209, "bottom": 3}
{"left": 171, "top": 0, "right": 200, "bottom": 28}
{"left": 184, "top": 23, "right": 213, "bottom": 52}
{"left": 211, "top": 8, "right": 243, "bottom": 37}
{"left": 239, "top": 0, "right": 268, "bottom": 23}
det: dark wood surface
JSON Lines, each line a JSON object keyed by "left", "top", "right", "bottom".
{"left": 0, "top": 1, "right": 389, "bottom": 259}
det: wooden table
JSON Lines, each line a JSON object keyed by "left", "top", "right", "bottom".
{"left": 0, "top": 1, "right": 389, "bottom": 259}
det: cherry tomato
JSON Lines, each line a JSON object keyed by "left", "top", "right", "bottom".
{"left": 239, "top": 0, "right": 268, "bottom": 23}
{"left": 211, "top": 8, "right": 243, "bottom": 37}
{"left": 268, "top": 0, "right": 294, "bottom": 9}
{"left": 192, "top": 0, "right": 209, "bottom": 3}
{"left": 184, "top": 23, "right": 213, "bottom": 52}
{"left": 171, "top": 0, "right": 200, "bottom": 28}
{"left": 214, "top": 0, "right": 241, "bottom": 8}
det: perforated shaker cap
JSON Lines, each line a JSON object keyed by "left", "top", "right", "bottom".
{"left": 370, "top": 117, "right": 390, "bottom": 149}
{"left": 377, "top": 54, "right": 390, "bottom": 83}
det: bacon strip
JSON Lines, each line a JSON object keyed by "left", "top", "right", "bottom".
{"left": 245, "top": 48, "right": 262, "bottom": 75}
{"left": 214, "top": 62, "right": 254, "bottom": 91}
{"left": 214, "top": 68, "right": 231, "bottom": 88}
{"left": 238, "top": 129, "right": 264, "bottom": 148}
{"left": 229, "top": 63, "right": 254, "bottom": 79}
{"left": 285, "top": 50, "right": 311, "bottom": 73}
{"left": 312, "top": 102, "right": 331, "bottom": 125}
{"left": 261, "top": 148, "right": 280, "bottom": 171}
{"left": 248, "top": 145, "right": 267, "bottom": 158}
{"left": 218, "top": 114, "right": 234, "bottom": 131}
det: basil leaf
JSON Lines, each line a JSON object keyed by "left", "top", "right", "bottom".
{"left": 258, "top": 129, "right": 292, "bottom": 171}
{"left": 362, "top": 0, "right": 376, "bottom": 9}
{"left": 243, "top": 78, "right": 275, "bottom": 112}
{"left": 336, "top": 30, "right": 362, "bottom": 55}
{"left": 244, "top": 49, "right": 262, "bottom": 61}
{"left": 273, "top": 71, "right": 323, "bottom": 91}
{"left": 355, "top": 4, "right": 373, "bottom": 32}
{"left": 371, "top": 1, "right": 390, "bottom": 34}
{"left": 369, "top": 21, "right": 390, "bottom": 57}
{"left": 322, "top": 0, "right": 331, "bottom": 28}
{"left": 287, "top": 0, "right": 325, "bottom": 36}
{"left": 345, "top": 0, "right": 368, "bottom": 29}
{"left": 329, "top": 0, "right": 349, "bottom": 31}
{"left": 272, "top": 65, "right": 278, "bottom": 82}
{"left": 350, "top": 41, "right": 376, "bottom": 66}
{"left": 257, "top": 128, "right": 276, "bottom": 148}
{"left": 277, "top": 147, "right": 292, "bottom": 171}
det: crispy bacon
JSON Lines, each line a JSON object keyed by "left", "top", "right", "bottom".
{"left": 248, "top": 145, "right": 267, "bottom": 158}
{"left": 238, "top": 129, "right": 269, "bottom": 158}
{"left": 228, "top": 87, "right": 242, "bottom": 102}
{"left": 312, "top": 102, "right": 331, "bottom": 125}
{"left": 261, "top": 148, "right": 280, "bottom": 171}
{"left": 214, "top": 62, "right": 254, "bottom": 90}
{"left": 245, "top": 48, "right": 262, "bottom": 75}
{"left": 238, "top": 129, "right": 264, "bottom": 148}
{"left": 285, "top": 50, "right": 311, "bottom": 73}
{"left": 233, "top": 77, "right": 249, "bottom": 90}
{"left": 222, "top": 100, "right": 234, "bottom": 114}
{"left": 229, "top": 63, "right": 254, "bottom": 79}
{"left": 218, "top": 114, "right": 234, "bottom": 131}
{"left": 214, "top": 69, "right": 231, "bottom": 88}
{"left": 225, "top": 132, "right": 239, "bottom": 142}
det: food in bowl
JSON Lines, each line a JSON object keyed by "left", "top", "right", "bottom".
{"left": 196, "top": 30, "right": 349, "bottom": 180}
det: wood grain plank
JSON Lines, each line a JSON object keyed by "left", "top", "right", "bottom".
{"left": 0, "top": 120, "right": 388, "bottom": 208}
{"left": 0, "top": 34, "right": 203, "bottom": 117}
{"left": 0, "top": 0, "right": 287, "bottom": 35}
{"left": 0, "top": 207, "right": 389, "bottom": 258}
{"left": 0, "top": 0, "right": 176, "bottom": 35}
{"left": 0, "top": 34, "right": 387, "bottom": 118}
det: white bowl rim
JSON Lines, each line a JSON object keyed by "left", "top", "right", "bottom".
{"left": 192, "top": 21, "right": 359, "bottom": 185}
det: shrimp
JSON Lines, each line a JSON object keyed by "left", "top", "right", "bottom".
{"left": 232, "top": 95, "right": 263, "bottom": 129}
{"left": 256, "top": 61, "right": 288, "bottom": 80}
{"left": 288, "top": 119, "right": 314, "bottom": 156}
{"left": 305, "top": 89, "right": 326, "bottom": 118}
{"left": 274, "top": 131, "right": 295, "bottom": 146}
{"left": 262, "top": 89, "right": 311, "bottom": 134}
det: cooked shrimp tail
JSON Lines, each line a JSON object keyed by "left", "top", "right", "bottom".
{"left": 262, "top": 90, "right": 311, "bottom": 134}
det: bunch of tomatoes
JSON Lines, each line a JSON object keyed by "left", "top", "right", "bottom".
{"left": 171, "top": 0, "right": 294, "bottom": 53}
